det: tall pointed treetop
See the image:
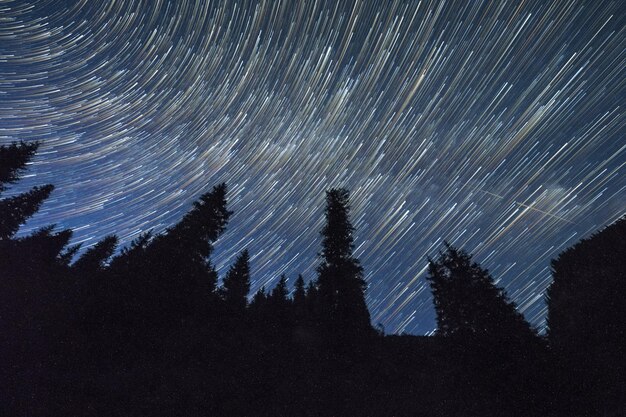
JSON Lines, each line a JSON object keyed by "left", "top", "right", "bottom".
{"left": 0, "top": 141, "right": 39, "bottom": 192}
{"left": 222, "top": 249, "right": 251, "bottom": 312}
{"left": 317, "top": 188, "right": 371, "bottom": 335}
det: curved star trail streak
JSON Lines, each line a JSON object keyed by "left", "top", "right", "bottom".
{"left": 1, "top": 0, "right": 624, "bottom": 334}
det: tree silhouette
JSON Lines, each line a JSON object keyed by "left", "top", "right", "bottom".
{"left": 249, "top": 285, "right": 268, "bottom": 315}
{"left": 0, "top": 141, "right": 76, "bottom": 416}
{"left": 108, "top": 230, "right": 153, "bottom": 272}
{"left": 293, "top": 274, "right": 306, "bottom": 305}
{"left": 0, "top": 184, "right": 54, "bottom": 240}
{"left": 150, "top": 183, "right": 231, "bottom": 304}
{"left": 426, "top": 243, "right": 550, "bottom": 415}
{"left": 250, "top": 285, "right": 268, "bottom": 307}
{"left": 0, "top": 140, "right": 39, "bottom": 191}
{"left": 0, "top": 142, "right": 56, "bottom": 242}
{"left": 267, "top": 274, "right": 292, "bottom": 336}
{"left": 221, "top": 249, "right": 251, "bottom": 315}
{"left": 0, "top": 141, "right": 74, "bottom": 279}
{"left": 105, "top": 184, "right": 231, "bottom": 334}
{"left": 270, "top": 274, "right": 289, "bottom": 304}
{"left": 546, "top": 216, "right": 626, "bottom": 414}
{"left": 72, "top": 235, "right": 118, "bottom": 273}
{"left": 292, "top": 274, "right": 307, "bottom": 325}
{"left": 316, "top": 188, "right": 372, "bottom": 338}
{"left": 426, "top": 243, "right": 536, "bottom": 340}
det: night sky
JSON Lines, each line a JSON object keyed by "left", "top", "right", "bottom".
{"left": 1, "top": 0, "right": 624, "bottom": 335}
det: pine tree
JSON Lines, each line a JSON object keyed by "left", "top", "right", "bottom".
{"left": 0, "top": 184, "right": 54, "bottom": 240}
{"left": 0, "top": 140, "right": 39, "bottom": 192}
{"left": 250, "top": 286, "right": 268, "bottom": 310}
{"left": 159, "top": 183, "right": 231, "bottom": 307}
{"left": 426, "top": 243, "right": 548, "bottom": 415}
{"left": 0, "top": 141, "right": 75, "bottom": 415}
{"left": 108, "top": 231, "right": 153, "bottom": 272}
{"left": 247, "top": 285, "right": 269, "bottom": 334}
{"left": 316, "top": 188, "right": 371, "bottom": 335}
{"left": 0, "top": 141, "right": 72, "bottom": 267}
{"left": 305, "top": 280, "right": 317, "bottom": 298}
{"left": 23, "top": 226, "right": 75, "bottom": 265}
{"left": 270, "top": 274, "right": 289, "bottom": 304}
{"left": 291, "top": 274, "right": 306, "bottom": 327}
{"left": 72, "top": 235, "right": 118, "bottom": 273}
{"left": 304, "top": 280, "right": 319, "bottom": 323}
{"left": 150, "top": 183, "right": 231, "bottom": 286}
{"left": 222, "top": 249, "right": 251, "bottom": 314}
{"left": 426, "top": 243, "right": 536, "bottom": 341}
{"left": 293, "top": 274, "right": 306, "bottom": 306}
{"left": 0, "top": 141, "right": 55, "bottom": 240}
{"left": 169, "top": 182, "right": 231, "bottom": 259}
{"left": 106, "top": 184, "right": 231, "bottom": 331}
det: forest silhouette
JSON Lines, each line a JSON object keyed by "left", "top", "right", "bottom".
{"left": 0, "top": 141, "right": 624, "bottom": 416}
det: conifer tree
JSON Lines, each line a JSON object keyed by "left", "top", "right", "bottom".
{"left": 426, "top": 243, "right": 536, "bottom": 341}
{"left": 0, "top": 184, "right": 54, "bottom": 240}
{"left": 0, "top": 141, "right": 39, "bottom": 191}
{"left": 293, "top": 274, "right": 306, "bottom": 306}
{"left": 0, "top": 141, "right": 74, "bottom": 415}
{"left": 24, "top": 226, "right": 75, "bottom": 266}
{"left": 106, "top": 184, "right": 231, "bottom": 331}
{"left": 250, "top": 286, "right": 268, "bottom": 310}
{"left": 426, "top": 243, "right": 548, "bottom": 415}
{"left": 247, "top": 285, "right": 269, "bottom": 334}
{"left": 222, "top": 249, "right": 251, "bottom": 314}
{"left": 0, "top": 142, "right": 54, "bottom": 241}
{"left": 304, "top": 280, "right": 319, "bottom": 323}
{"left": 108, "top": 231, "right": 153, "bottom": 272}
{"left": 291, "top": 274, "right": 306, "bottom": 326}
{"left": 72, "top": 235, "right": 118, "bottom": 273}
{"left": 0, "top": 141, "right": 56, "bottom": 241}
{"left": 0, "top": 141, "right": 72, "bottom": 268}
{"left": 293, "top": 275, "right": 306, "bottom": 302}
{"left": 268, "top": 274, "right": 291, "bottom": 330}
{"left": 168, "top": 182, "right": 231, "bottom": 259}
{"left": 150, "top": 183, "right": 231, "bottom": 285}
{"left": 270, "top": 274, "right": 289, "bottom": 304}
{"left": 316, "top": 188, "right": 371, "bottom": 335}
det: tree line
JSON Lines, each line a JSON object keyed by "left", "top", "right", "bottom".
{"left": 1, "top": 141, "right": 623, "bottom": 416}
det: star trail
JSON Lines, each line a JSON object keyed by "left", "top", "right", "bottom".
{"left": 1, "top": 0, "right": 624, "bottom": 334}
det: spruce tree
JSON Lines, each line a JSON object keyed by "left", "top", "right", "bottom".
{"left": 247, "top": 285, "right": 269, "bottom": 335}
{"left": 293, "top": 275, "right": 306, "bottom": 303}
{"left": 106, "top": 184, "right": 231, "bottom": 331}
{"left": 316, "top": 188, "right": 371, "bottom": 335}
{"left": 0, "top": 141, "right": 56, "bottom": 241}
{"left": 0, "top": 141, "right": 73, "bottom": 268}
{"left": 249, "top": 286, "right": 268, "bottom": 310}
{"left": 0, "top": 140, "right": 39, "bottom": 191}
{"left": 0, "top": 141, "right": 75, "bottom": 415}
{"left": 304, "top": 280, "right": 319, "bottom": 324}
{"left": 292, "top": 275, "right": 307, "bottom": 326}
{"left": 293, "top": 274, "right": 306, "bottom": 305}
{"left": 222, "top": 249, "right": 251, "bottom": 314}
{"left": 426, "top": 243, "right": 536, "bottom": 341}
{"left": 0, "top": 184, "right": 54, "bottom": 240}
{"left": 270, "top": 274, "right": 289, "bottom": 304}
{"left": 426, "top": 243, "right": 548, "bottom": 415}
{"left": 72, "top": 235, "right": 118, "bottom": 273}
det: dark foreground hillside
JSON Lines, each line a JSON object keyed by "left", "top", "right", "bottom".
{"left": 7, "top": 331, "right": 552, "bottom": 416}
